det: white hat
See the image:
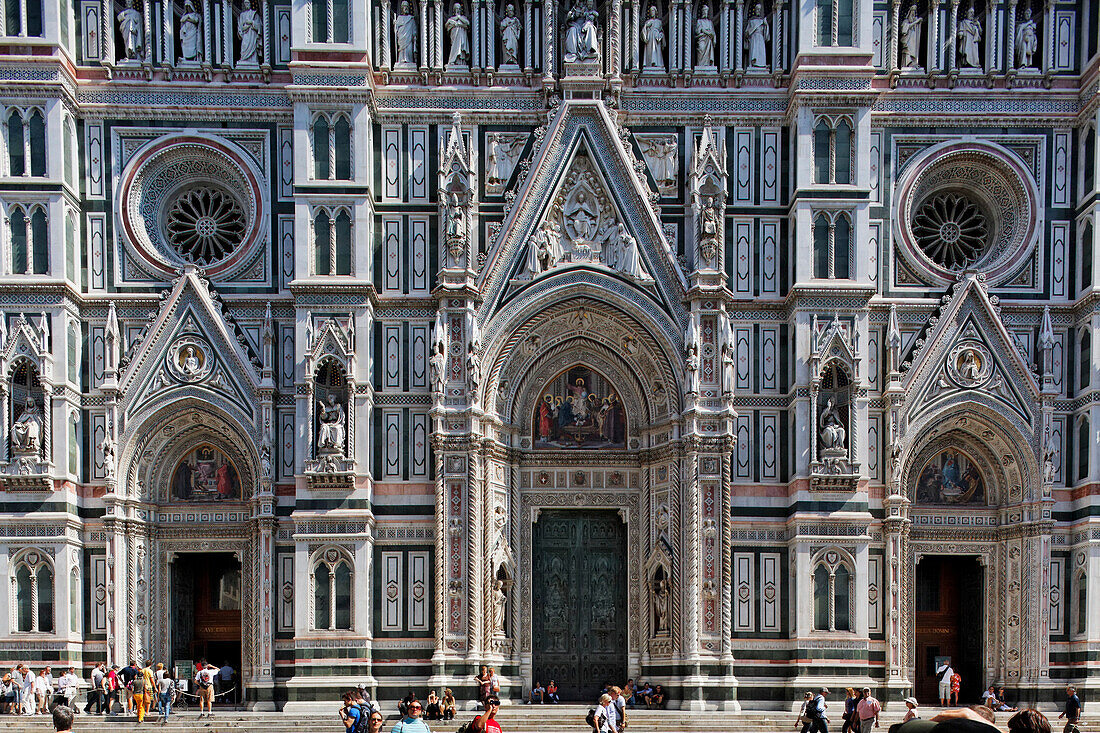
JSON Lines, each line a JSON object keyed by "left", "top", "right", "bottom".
{"left": 904, "top": 697, "right": 918, "bottom": 707}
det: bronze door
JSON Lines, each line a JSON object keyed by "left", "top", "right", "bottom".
{"left": 532, "top": 510, "right": 627, "bottom": 701}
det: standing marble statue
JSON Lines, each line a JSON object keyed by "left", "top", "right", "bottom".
{"left": 429, "top": 340, "right": 447, "bottom": 394}
{"left": 500, "top": 3, "right": 522, "bottom": 66}
{"left": 564, "top": 0, "right": 600, "bottom": 63}
{"left": 745, "top": 2, "right": 769, "bottom": 68}
{"left": 238, "top": 0, "right": 261, "bottom": 65}
{"left": 956, "top": 6, "right": 982, "bottom": 69}
{"left": 721, "top": 342, "right": 735, "bottom": 395}
{"left": 684, "top": 342, "right": 700, "bottom": 394}
{"left": 492, "top": 580, "right": 507, "bottom": 637}
{"left": 317, "top": 393, "right": 347, "bottom": 454}
{"left": 642, "top": 5, "right": 665, "bottom": 70}
{"left": 101, "top": 430, "right": 116, "bottom": 479}
{"left": 900, "top": 4, "right": 922, "bottom": 68}
{"left": 446, "top": 2, "right": 470, "bottom": 66}
{"left": 696, "top": 5, "right": 715, "bottom": 67}
{"left": 180, "top": 0, "right": 202, "bottom": 62}
{"left": 394, "top": 0, "right": 418, "bottom": 67}
{"left": 1015, "top": 7, "right": 1037, "bottom": 68}
{"left": 614, "top": 224, "right": 645, "bottom": 279}
{"left": 117, "top": 0, "right": 144, "bottom": 60}
{"left": 465, "top": 343, "right": 481, "bottom": 402}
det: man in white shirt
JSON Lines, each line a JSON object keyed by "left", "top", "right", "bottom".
{"left": 33, "top": 669, "right": 50, "bottom": 714}
{"left": 57, "top": 667, "right": 80, "bottom": 711}
{"left": 22, "top": 668, "right": 36, "bottom": 715}
{"left": 85, "top": 664, "right": 106, "bottom": 714}
{"left": 609, "top": 686, "right": 626, "bottom": 733}
{"left": 935, "top": 659, "right": 954, "bottom": 707}
{"left": 195, "top": 664, "right": 218, "bottom": 718}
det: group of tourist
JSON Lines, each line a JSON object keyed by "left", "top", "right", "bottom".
{"left": 340, "top": 688, "right": 502, "bottom": 733}
{"left": 0, "top": 665, "right": 82, "bottom": 715}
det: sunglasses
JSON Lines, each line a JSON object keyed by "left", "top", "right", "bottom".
{"left": 410, "top": 705, "right": 422, "bottom": 710}
{"left": 488, "top": 700, "right": 500, "bottom": 706}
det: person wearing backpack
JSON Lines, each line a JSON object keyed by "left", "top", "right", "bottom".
{"left": 391, "top": 698, "right": 431, "bottom": 733}
{"left": 808, "top": 687, "right": 830, "bottom": 733}
{"left": 340, "top": 690, "right": 363, "bottom": 733}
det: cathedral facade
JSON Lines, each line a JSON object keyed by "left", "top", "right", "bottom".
{"left": 0, "top": 0, "right": 1096, "bottom": 711}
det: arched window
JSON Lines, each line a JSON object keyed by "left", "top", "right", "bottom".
{"left": 67, "top": 323, "right": 79, "bottom": 385}
{"left": 65, "top": 213, "right": 76, "bottom": 283}
{"left": 334, "top": 209, "right": 352, "bottom": 275}
{"left": 69, "top": 569, "right": 80, "bottom": 634}
{"left": 312, "top": 115, "right": 330, "bottom": 179}
{"left": 313, "top": 208, "right": 332, "bottom": 275}
{"left": 816, "top": 0, "right": 833, "bottom": 46}
{"left": 8, "top": 109, "right": 24, "bottom": 176}
{"left": 68, "top": 410, "right": 79, "bottom": 476}
{"left": 311, "top": 0, "right": 349, "bottom": 43}
{"left": 1076, "top": 571, "right": 1087, "bottom": 636}
{"left": 817, "top": 0, "right": 853, "bottom": 45}
{"left": 312, "top": 548, "right": 352, "bottom": 630}
{"left": 1078, "top": 416, "right": 1090, "bottom": 482}
{"left": 814, "top": 120, "right": 831, "bottom": 184}
{"left": 31, "top": 205, "right": 48, "bottom": 273}
{"left": 1081, "top": 221, "right": 1094, "bottom": 293}
{"left": 10, "top": 205, "right": 27, "bottom": 273}
{"left": 11, "top": 551, "right": 53, "bottom": 633}
{"left": 812, "top": 211, "right": 851, "bottom": 280}
{"left": 28, "top": 109, "right": 45, "bottom": 176}
{"left": 1085, "top": 126, "right": 1096, "bottom": 194}
{"left": 334, "top": 115, "right": 352, "bottom": 180}
{"left": 813, "top": 116, "right": 854, "bottom": 184}
{"left": 1081, "top": 329, "right": 1091, "bottom": 391}
{"left": 64, "top": 118, "right": 77, "bottom": 190}
{"left": 834, "top": 120, "right": 852, "bottom": 184}
{"left": 836, "top": 0, "right": 853, "bottom": 45}
{"left": 812, "top": 551, "right": 853, "bottom": 632}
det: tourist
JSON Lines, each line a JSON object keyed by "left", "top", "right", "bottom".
{"left": 10, "top": 666, "right": 23, "bottom": 715}
{"left": 119, "top": 661, "right": 138, "bottom": 714}
{"left": 52, "top": 704, "right": 74, "bottom": 733}
{"left": 34, "top": 667, "right": 51, "bottom": 714}
{"left": 472, "top": 696, "right": 502, "bottom": 733}
{"left": 797, "top": 691, "right": 815, "bottom": 733}
{"left": 649, "top": 684, "right": 668, "bottom": 709}
{"left": 1058, "top": 686, "right": 1083, "bottom": 733}
{"left": 105, "top": 665, "right": 120, "bottom": 715}
{"left": 41, "top": 666, "right": 55, "bottom": 713}
{"left": 22, "top": 667, "right": 36, "bottom": 715}
{"left": 1, "top": 673, "right": 16, "bottom": 714}
{"left": 57, "top": 666, "right": 81, "bottom": 711}
{"left": 426, "top": 689, "right": 442, "bottom": 719}
{"left": 857, "top": 687, "right": 881, "bottom": 733}
{"left": 1009, "top": 709, "right": 1053, "bottom": 733}
{"left": 842, "top": 687, "right": 859, "bottom": 733}
{"left": 809, "top": 687, "right": 830, "bottom": 733}
{"left": 610, "top": 686, "right": 626, "bottom": 732}
{"left": 623, "top": 679, "right": 636, "bottom": 708}
{"left": 356, "top": 685, "right": 381, "bottom": 715}
{"left": 903, "top": 697, "right": 919, "bottom": 722}
{"left": 593, "top": 693, "right": 615, "bottom": 733}
{"left": 85, "top": 663, "right": 106, "bottom": 715}
{"left": 530, "top": 680, "right": 545, "bottom": 704}
{"left": 996, "top": 688, "right": 1018, "bottom": 712}
{"left": 391, "top": 697, "right": 431, "bottom": 733}
{"left": 130, "top": 664, "right": 148, "bottom": 723}
{"left": 982, "top": 686, "right": 996, "bottom": 709}
{"left": 195, "top": 663, "right": 218, "bottom": 718}
{"left": 476, "top": 666, "right": 492, "bottom": 708}
{"left": 488, "top": 667, "right": 501, "bottom": 700}
{"left": 156, "top": 669, "right": 174, "bottom": 723}
{"left": 141, "top": 662, "right": 156, "bottom": 717}
{"left": 218, "top": 662, "right": 235, "bottom": 704}
{"left": 441, "top": 688, "right": 457, "bottom": 720}
{"left": 340, "top": 690, "right": 363, "bottom": 732}
{"left": 399, "top": 691, "right": 418, "bottom": 717}
{"left": 366, "top": 709, "right": 384, "bottom": 733}
{"left": 546, "top": 680, "right": 560, "bottom": 704}
{"left": 936, "top": 658, "right": 954, "bottom": 707}
{"left": 950, "top": 670, "right": 962, "bottom": 706}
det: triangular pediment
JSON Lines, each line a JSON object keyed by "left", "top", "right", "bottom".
{"left": 478, "top": 101, "right": 686, "bottom": 323}
{"left": 902, "top": 274, "right": 1040, "bottom": 428}
{"left": 119, "top": 270, "right": 261, "bottom": 427}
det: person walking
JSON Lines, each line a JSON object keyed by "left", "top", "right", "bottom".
{"left": 57, "top": 667, "right": 80, "bottom": 711}
{"left": 472, "top": 696, "right": 502, "bottom": 733}
{"left": 856, "top": 687, "right": 881, "bottom": 733}
{"left": 85, "top": 663, "right": 106, "bottom": 715}
{"left": 1058, "top": 685, "right": 1083, "bottom": 733}
{"left": 391, "top": 697, "right": 431, "bottom": 733}
{"left": 155, "top": 669, "right": 173, "bottom": 724}
{"left": 195, "top": 663, "right": 218, "bottom": 719}
{"left": 610, "top": 686, "right": 626, "bottom": 733}
{"left": 105, "top": 666, "right": 120, "bottom": 715}
{"left": 34, "top": 668, "right": 51, "bottom": 714}
{"left": 141, "top": 662, "right": 156, "bottom": 718}
{"left": 842, "top": 688, "right": 858, "bottom": 733}
{"left": 936, "top": 658, "right": 954, "bottom": 707}
{"left": 22, "top": 667, "right": 36, "bottom": 715}
{"left": 797, "top": 692, "right": 815, "bottom": 733}
{"left": 593, "top": 693, "right": 615, "bottom": 733}
{"left": 119, "top": 661, "right": 137, "bottom": 715}
{"left": 809, "top": 687, "right": 830, "bottom": 733}
{"left": 130, "top": 666, "right": 147, "bottom": 723}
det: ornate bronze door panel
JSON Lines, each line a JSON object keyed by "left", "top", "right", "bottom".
{"left": 532, "top": 510, "right": 627, "bottom": 701}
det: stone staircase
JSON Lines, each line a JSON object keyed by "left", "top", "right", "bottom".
{"left": 0, "top": 704, "right": 1048, "bottom": 732}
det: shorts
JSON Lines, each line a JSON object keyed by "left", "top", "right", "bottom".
{"left": 938, "top": 680, "right": 951, "bottom": 699}
{"left": 198, "top": 686, "right": 214, "bottom": 705}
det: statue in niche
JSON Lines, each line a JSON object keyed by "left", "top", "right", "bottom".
{"left": 465, "top": 343, "right": 481, "bottom": 402}
{"left": 818, "top": 398, "right": 846, "bottom": 450}
{"left": 101, "top": 430, "right": 116, "bottom": 479}
{"left": 563, "top": 0, "right": 600, "bottom": 63}
{"left": 179, "top": 0, "right": 202, "bottom": 62}
{"left": 260, "top": 438, "right": 272, "bottom": 479}
{"left": 500, "top": 3, "right": 522, "bottom": 66}
{"left": 117, "top": 0, "right": 144, "bottom": 60}
{"left": 652, "top": 571, "right": 670, "bottom": 634}
{"left": 956, "top": 6, "right": 982, "bottom": 68}
{"left": 445, "top": 190, "right": 468, "bottom": 263}
{"left": 11, "top": 396, "right": 42, "bottom": 453}
{"left": 684, "top": 342, "right": 700, "bottom": 395}
{"left": 642, "top": 5, "right": 665, "bottom": 70}
{"left": 1015, "top": 6, "right": 1037, "bottom": 68}
{"left": 1042, "top": 432, "right": 1057, "bottom": 484}
{"left": 721, "top": 342, "right": 735, "bottom": 395}
{"left": 238, "top": 0, "right": 261, "bottom": 65}
{"left": 446, "top": 1, "right": 471, "bottom": 66}
{"left": 695, "top": 5, "right": 715, "bottom": 67}
{"left": 316, "top": 393, "right": 347, "bottom": 455}
{"left": 745, "top": 2, "right": 769, "bottom": 68}
{"left": 429, "top": 340, "right": 447, "bottom": 394}
{"left": 698, "top": 196, "right": 720, "bottom": 263}
{"left": 394, "top": 0, "right": 418, "bottom": 67}
{"left": 492, "top": 579, "right": 507, "bottom": 637}
{"left": 900, "top": 4, "right": 922, "bottom": 68}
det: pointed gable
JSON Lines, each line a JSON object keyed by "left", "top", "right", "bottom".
{"left": 902, "top": 274, "right": 1040, "bottom": 428}
{"left": 119, "top": 268, "right": 261, "bottom": 427}
{"left": 478, "top": 101, "right": 686, "bottom": 322}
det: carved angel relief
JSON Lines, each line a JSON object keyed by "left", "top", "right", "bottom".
{"left": 518, "top": 154, "right": 652, "bottom": 282}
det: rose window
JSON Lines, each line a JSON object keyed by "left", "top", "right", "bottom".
{"left": 164, "top": 185, "right": 247, "bottom": 266}
{"left": 911, "top": 192, "right": 989, "bottom": 271}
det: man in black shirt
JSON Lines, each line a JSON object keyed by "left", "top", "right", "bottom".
{"left": 1059, "top": 685, "right": 1083, "bottom": 733}
{"left": 118, "top": 661, "right": 138, "bottom": 716}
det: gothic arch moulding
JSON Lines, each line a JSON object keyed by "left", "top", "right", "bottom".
{"left": 899, "top": 405, "right": 1038, "bottom": 507}
{"left": 118, "top": 397, "right": 259, "bottom": 504}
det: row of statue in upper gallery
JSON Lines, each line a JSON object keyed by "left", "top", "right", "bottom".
{"left": 899, "top": 3, "right": 1042, "bottom": 71}
{"left": 116, "top": 0, "right": 262, "bottom": 65}
{"left": 392, "top": 0, "right": 772, "bottom": 70}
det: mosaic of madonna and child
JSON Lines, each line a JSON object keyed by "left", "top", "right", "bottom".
{"left": 533, "top": 366, "right": 626, "bottom": 449}
{"left": 171, "top": 444, "right": 241, "bottom": 501}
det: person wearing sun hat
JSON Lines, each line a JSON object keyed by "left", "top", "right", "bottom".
{"left": 903, "top": 697, "right": 920, "bottom": 722}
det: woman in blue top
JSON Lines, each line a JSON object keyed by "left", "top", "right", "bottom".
{"left": 392, "top": 699, "right": 432, "bottom": 733}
